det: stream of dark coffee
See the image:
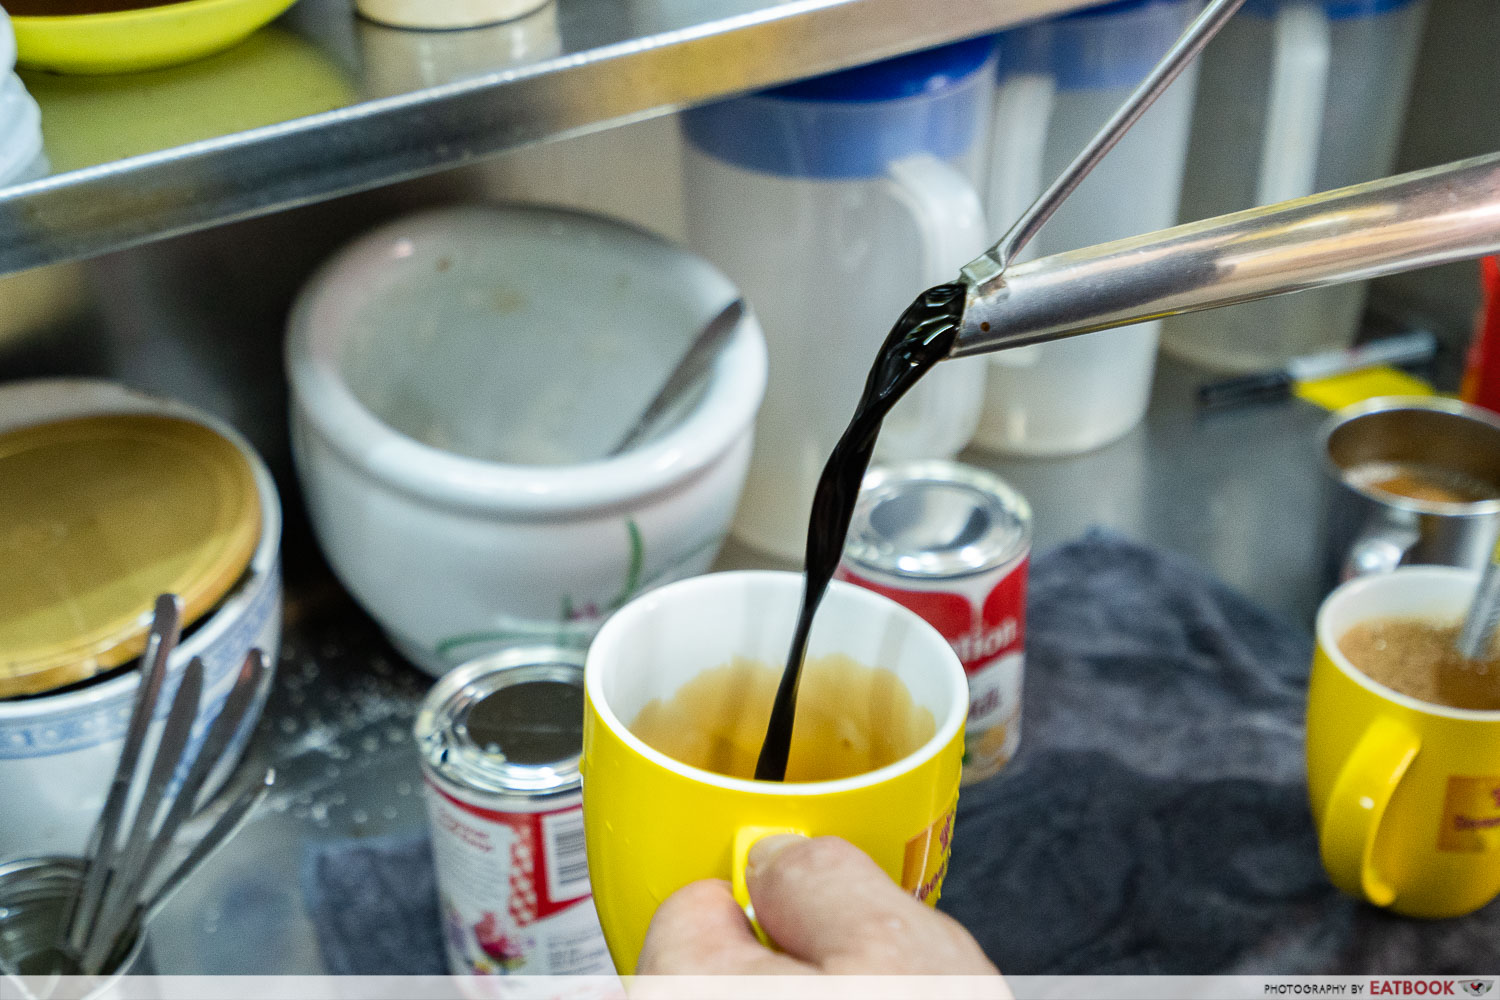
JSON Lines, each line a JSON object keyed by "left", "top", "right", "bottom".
{"left": 753, "top": 282, "right": 968, "bottom": 781}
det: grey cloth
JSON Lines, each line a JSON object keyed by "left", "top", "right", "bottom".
{"left": 302, "top": 833, "right": 447, "bottom": 975}
{"left": 301, "top": 530, "right": 1499, "bottom": 975}
{"left": 938, "top": 530, "right": 1499, "bottom": 974}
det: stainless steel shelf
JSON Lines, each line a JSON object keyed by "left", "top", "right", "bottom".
{"left": 0, "top": 0, "right": 1091, "bottom": 276}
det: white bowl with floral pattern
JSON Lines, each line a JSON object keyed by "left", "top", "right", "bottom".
{"left": 286, "top": 206, "right": 766, "bottom": 675}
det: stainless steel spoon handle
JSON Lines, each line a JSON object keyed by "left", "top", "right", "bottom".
{"left": 608, "top": 298, "right": 746, "bottom": 457}
{"left": 82, "top": 657, "right": 205, "bottom": 975}
{"left": 975, "top": 0, "right": 1247, "bottom": 276}
{"left": 953, "top": 152, "right": 1500, "bottom": 358}
{"left": 142, "top": 769, "right": 275, "bottom": 925}
{"left": 1457, "top": 542, "right": 1500, "bottom": 662}
{"left": 65, "top": 594, "right": 181, "bottom": 955}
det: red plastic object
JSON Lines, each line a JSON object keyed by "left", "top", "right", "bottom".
{"left": 1462, "top": 255, "right": 1500, "bottom": 415}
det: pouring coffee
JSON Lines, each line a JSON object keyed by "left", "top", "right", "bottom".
{"left": 753, "top": 0, "right": 1500, "bottom": 779}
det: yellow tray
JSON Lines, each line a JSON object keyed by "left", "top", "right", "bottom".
{"left": 12, "top": 0, "right": 302, "bottom": 75}
{"left": 0, "top": 413, "right": 261, "bottom": 696}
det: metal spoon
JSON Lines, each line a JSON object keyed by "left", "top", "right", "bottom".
{"left": 606, "top": 298, "right": 746, "bottom": 457}
{"left": 1457, "top": 540, "right": 1500, "bottom": 662}
{"left": 132, "top": 651, "right": 266, "bottom": 897}
{"left": 79, "top": 649, "right": 268, "bottom": 975}
{"left": 81, "top": 768, "right": 274, "bottom": 984}
{"left": 138, "top": 769, "right": 276, "bottom": 928}
{"left": 63, "top": 594, "right": 182, "bottom": 958}
{"left": 81, "top": 656, "right": 204, "bottom": 974}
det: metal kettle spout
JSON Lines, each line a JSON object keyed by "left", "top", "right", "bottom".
{"left": 951, "top": 152, "right": 1500, "bottom": 359}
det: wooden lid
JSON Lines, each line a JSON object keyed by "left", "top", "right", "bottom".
{"left": 0, "top": 413, "right": 261, "bottom": 697}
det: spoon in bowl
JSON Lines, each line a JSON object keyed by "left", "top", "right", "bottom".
{"left": 606, "top": 298, "right": 745, "bottom": 457}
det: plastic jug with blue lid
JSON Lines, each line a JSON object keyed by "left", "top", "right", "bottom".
{"left": 1163, "top": 0, "right": 1429, "bottom": 370}
{"left": 681, "top": 39, "right": 995, "bottom": 559}
{"left": 971, "top": 0, "right": 1200, "bottom": 457}
{"left": 681, "top": 37, "right": 995, "bottom": 180}
{"left": 1241, "top": 0, "right": 1421, "bottom": 18}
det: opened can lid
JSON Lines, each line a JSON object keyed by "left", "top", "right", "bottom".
{"left": 415, "top": 646, "right": 586, "bottom": 798}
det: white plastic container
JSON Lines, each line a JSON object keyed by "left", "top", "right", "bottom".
{"left": 0, "top": 8, "right": 44, "bottom": 186}
{"left": 1162, "top": 0, "right": 1428, "bottom": 372}
{"left": 681, "top": 39, "right": 997, "bottom": 560}
{"left": 973, "top": 0, "right": 1201, "bottom": 456}
{"left": 355, "top": 0, "right": 550, "bottom": 30}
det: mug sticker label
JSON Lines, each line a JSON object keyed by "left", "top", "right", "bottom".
{"left": 1438, "top": 776, "right": 1500, "bottom": 853}
{"left": 902, "top": 799, "right": 956, "bottom": 904}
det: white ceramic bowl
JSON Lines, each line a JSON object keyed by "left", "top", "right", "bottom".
{"left": 0, "top": 379, "right": 282, "bottom": 860}
{"left": 286, "top": 205, "right": 767, "bottom": 675}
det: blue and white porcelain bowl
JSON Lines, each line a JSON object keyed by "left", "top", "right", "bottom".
{"left": 0, "top": 380, "right": 282, "bottom": 860}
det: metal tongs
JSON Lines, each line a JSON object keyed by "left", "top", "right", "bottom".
{"left": 950, "top": 0, "right": 1500, "bottom": 360}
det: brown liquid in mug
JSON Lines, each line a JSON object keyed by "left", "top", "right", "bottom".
{"left": 1339, "top": 617, "right": 1500, "bottom": 711}
{"left": 630, "top": 655, "right": 936, "bottom": 783}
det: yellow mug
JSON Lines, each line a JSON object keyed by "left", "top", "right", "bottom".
{"left": 581, "top": 570, "right": 967, "bottom": 973}
{"left": 1307, "top": 565, "right": 1500, "bottom": 918}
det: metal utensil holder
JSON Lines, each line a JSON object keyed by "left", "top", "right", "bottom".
{"left": 0, "top": 857, "right": 152, "bottom": 999}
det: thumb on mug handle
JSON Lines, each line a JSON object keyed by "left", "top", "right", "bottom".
{"left": 731, "top": 826, "right": 806, "bottom": 948}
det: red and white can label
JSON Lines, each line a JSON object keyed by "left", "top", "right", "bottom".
{"left": 837, "top": 556, "right": 1028, "bottom": 784}
{"left": 423, "top": 779, "right": 614, "bottom": 975}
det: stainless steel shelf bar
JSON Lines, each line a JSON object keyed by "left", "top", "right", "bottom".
{"left": 0, "top": 0, "right": 1091, "bottom": 276}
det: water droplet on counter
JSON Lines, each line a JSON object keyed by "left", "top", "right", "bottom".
{"left": 396, "top": 781, "right": 412, "bottom": 796}
{"left": 352, "top": 810, "right": 368, "bottom": 825}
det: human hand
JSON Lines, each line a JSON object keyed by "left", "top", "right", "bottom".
{"left": 637, "top": 834, "right": 1006, "bottom": 985}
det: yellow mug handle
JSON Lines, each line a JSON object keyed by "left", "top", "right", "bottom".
{"left": 1319, "top": 714, "right": 1420, "bottom": 907}
{"left": 731, "top": 826, "right": 805, "bottom": 947}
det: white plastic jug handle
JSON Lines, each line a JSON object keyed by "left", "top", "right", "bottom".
{"left": 984, "top": 71, "right": 1056, "bottom": 371}
{"left": 986, "top": 72, "right": 1057, "bottom": 240}
{"left": 1255, "top": 2, "right": 1331, "bottom": 206}
{"left": 876, "top": 153, "right": 990, "bottom": 459}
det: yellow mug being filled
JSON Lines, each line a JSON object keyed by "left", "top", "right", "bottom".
{"left": 581, "top": 570, "right": 967, "bottom": 973}
{"left": 1307, "top": 565, "right": 1500, "bottom": 918}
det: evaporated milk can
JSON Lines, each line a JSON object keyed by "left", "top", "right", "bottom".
{"left": 415, "top": 646, "right": 613, "bottom": 975}
{"left": 837, "top": 460, "right": 1032, "bottom": 784}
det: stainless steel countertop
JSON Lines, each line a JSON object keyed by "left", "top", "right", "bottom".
{"left": 147, "top": 355, "right": 1336, "bottom": 974}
